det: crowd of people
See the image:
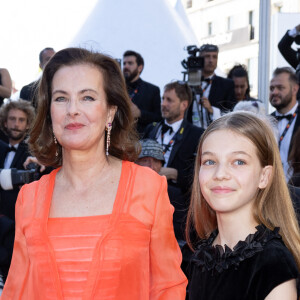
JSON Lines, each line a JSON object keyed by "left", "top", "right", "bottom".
{"left": 0, "top": 23, "right": 299, "bottom": 300}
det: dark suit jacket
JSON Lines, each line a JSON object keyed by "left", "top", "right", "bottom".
{"left": 144, "top": 119, "right": 204, "bottom": 240}
{"left": 187, "top": 75, "right": 236, "bottom": 123}
{"left": 278, "top": 30, "right": 299, "bottom": 69}
{"left": 0, "top": 140, "right": 31, "bottom": 220}
{"left": 278, "top": 31, "right": 300, "bottom": 99}
{"left": 288, "top": 184, "right": 300, "bottom": 227}
{"left": 0, "top": 215, "right": 14, "bottom": 281}
{"left": 127, "top": 78, "right": 162, "bottom": 136}
{"left": 20, "top": 80, "right": 39, "bottom": 108}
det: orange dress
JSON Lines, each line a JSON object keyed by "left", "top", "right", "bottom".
{"left": 2, "top": 161, "right": 187, "bottom": 300}
{"left": 47, "top": 215, "right": 110, "bottom": 299}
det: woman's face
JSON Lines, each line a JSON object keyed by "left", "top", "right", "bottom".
{"left": 199, "top": 129, "right": 271, "bottom": 217}
{"left": 50, "top": 64, "right": 116, "bottom": 153}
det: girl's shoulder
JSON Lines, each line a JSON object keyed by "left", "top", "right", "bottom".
{"left": 192, "top": 225, "right": 297, "bottom": 275}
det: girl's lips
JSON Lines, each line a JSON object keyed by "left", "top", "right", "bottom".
{"left": 211, "top": 186, "right": 235, "bottom": 194}
{"left": 65, "top": 123, "right": 84, "bottom": 130}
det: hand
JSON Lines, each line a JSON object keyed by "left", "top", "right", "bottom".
{"left": 296, "top": 24, "right": 300, "bottom": 32}
{"left": 201, "top": 97, "right": 213, "bottom": 114}
{"left": 159, "top": 167, "right": 178, "bottom": 181}
{"left": 131, "top": 103, "right": 141, "bottom": 119}
{"left": 23, "top": 156, "right": 46, "bottom": 172}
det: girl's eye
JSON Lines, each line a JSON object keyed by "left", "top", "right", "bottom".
{"left": 54, "top": 97, "right": 66, "bottom": 102}
{"left": 202, "top": 160, "right": 215, "bottom": 166}
{"left": 233, "top": 160, "right": 246, "bottom": 166}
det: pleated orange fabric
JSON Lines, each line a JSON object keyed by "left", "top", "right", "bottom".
{"left": 48, "top": 215, "right": 110, "bottom": 299}
{"left": 2, "top": 161, "right": 187, "bottom": 300}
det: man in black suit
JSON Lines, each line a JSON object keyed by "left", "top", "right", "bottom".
{"left": 123, "top": 50, "right": 162, "bottom": 136}
{"left": 20, "top": 47, "right": 55, "bottom": 108}
{"left": 269, "top": 67, "right": 300, "bottom": 180}
{"left": 187, "top": 44, "right": 236, "bottom": 128}
{"left": 144, "top": 81, "right": 204, "bottom": 241}
{"left": 0, "top": 100, "right": 35, "bottom": 220}
{"left": 278, "top": 24, "right": 300, "bottom": 99}
{"left": 278, "top": 24, "right": 300, "bottom": 71}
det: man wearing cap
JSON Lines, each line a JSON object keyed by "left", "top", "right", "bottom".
{"left": 187, "top": 44, "right": 236, "bottom": 128}
{"left": 136, "top": 139, "right": 165, "bottom": 173}
{"left": 144, "top": 81, "right": 204, "bottom": 241}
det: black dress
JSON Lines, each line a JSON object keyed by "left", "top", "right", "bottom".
{"left": 188, "top": 225, "right": 299, "bottom": 300}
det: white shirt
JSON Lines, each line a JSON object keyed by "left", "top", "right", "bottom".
{"left": 155, "top": 119, "right": 183, "bottom": 166}
{"left": 275, "top": 102, "right": 298, "bottom": 181}
{"left": 191, "top": 74, "right": 221, "bottom": 129}
{"left": 4, "top": 143, "right": 19, "bottom": 169}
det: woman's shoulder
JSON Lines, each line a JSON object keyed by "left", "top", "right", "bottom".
{"left": 124, "top": 161, "right": 166, "bottom": 186}
{"left": 20, "top": 168, "right": 59, "bottom": 197}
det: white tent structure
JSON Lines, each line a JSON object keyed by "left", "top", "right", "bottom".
{"left": 70, "top": 0, "right": 198, "bottom": 90}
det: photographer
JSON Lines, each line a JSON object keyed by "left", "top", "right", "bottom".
{"left": 185, "top": 44, "right": 236, "bottom": 128}
{"left": 278, "top": 24, "right": 300, "bottom": 99}
{"left": 278, "top": 24, "right": 300, "bottom": 70}
{"left": 0, "top": 100, "right": 35, "bottom": 220}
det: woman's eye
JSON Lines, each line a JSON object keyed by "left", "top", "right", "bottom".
{"left": 233, "top": 160, "right": 246, "bottom": 166}
{"left": 83, "top": 96, "right": 95, "bottom": 101}
{"left": 203, "top": 160, "right": 215, "bottom": 166}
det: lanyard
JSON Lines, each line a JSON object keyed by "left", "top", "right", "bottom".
{"left": 129, "top": 88, "right": 138, "bottom": 100}
{"left": 278, "top": 106, "right": 298, "bottom": 148}
{"left": 196, "top": 79, "right": 212, "bottom": 127}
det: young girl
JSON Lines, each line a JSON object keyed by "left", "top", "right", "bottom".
{"left": 186, "top": 112, "right": 300, "bottom": 299}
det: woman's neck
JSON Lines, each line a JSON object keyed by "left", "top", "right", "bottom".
{"left": 213, "top": 211, "right": 258, "bottom": 249}
{"left": 58, "top": 149, "right": 117, "bottom": 189}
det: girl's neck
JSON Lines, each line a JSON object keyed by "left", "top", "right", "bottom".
{"left": 213, "top": 212, "right": 259, "bottom": 249}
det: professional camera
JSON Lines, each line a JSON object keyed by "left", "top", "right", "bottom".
{"left": 181, "top": 45, "right": 204, "bottom": 86}
{"left": 0, "top": 166, "right": 39, "bottom": 190}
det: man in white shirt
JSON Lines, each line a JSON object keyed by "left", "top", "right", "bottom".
{"left": 269, "top": 67, "right": 300, "bottom": 180}
{"left": 144, "top": 81, "right": 204, "bottom": 241}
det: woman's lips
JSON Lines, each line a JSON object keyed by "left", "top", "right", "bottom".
{"left": 65, "top": 123, "right": 84, "bottom": 130}
{"left": 211, "top": 186, "right": 235, "bottom": 194}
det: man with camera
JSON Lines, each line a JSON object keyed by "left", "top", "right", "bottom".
{"left": 186, "top": 44, "right": 236, "bottom": 128}
{"left": 123, "top": 50, "right": 162, "bottom": 137}
{"left": 0, "top": 100, "right": 35, "bottom": 220}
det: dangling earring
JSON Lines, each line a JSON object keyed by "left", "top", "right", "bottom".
{"left": 53, "top": 133, "right": 58, "bottom": 157}
{"left": 106, "top": 123, "right": 112, "bottom": 156}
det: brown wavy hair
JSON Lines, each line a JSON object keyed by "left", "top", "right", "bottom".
{"left": 0, "top": 99, "right": 35, "bottom": 134}
{"left": 186, "top": 111, "right": 300, "bottom": 270}
{"left": 29, "top": 47, "right": 140, "bottom": 167}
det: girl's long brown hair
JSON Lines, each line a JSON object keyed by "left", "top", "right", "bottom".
{"left": 186, "top": 112, "right": 300, "bottom": 270}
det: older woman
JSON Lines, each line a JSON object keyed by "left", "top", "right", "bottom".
{"left": 2, "top": 48, "right": 187, "bottom": 300}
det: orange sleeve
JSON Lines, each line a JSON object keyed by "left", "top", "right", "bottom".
{"left": 149, "top": 177, "right": 187, "bottom": 300}
{"left": 1, "top": 188, "right": 29, "bottom": 299}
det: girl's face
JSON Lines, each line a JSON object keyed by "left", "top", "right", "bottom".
{"left": 199, "top": 129, "right": 271, "bottom": 217}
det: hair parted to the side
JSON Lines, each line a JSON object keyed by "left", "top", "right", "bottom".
{"left": 164, "top": 81, "right": 193, "bottom": 106}
{"left": 186, "top": 111, "right": 300, "bottom": 270}
{"left": 0, "top": 99, "right": 35, "bottom": 134}
{"left": 29, "top": 47, "right": 140, "bottom": 167}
